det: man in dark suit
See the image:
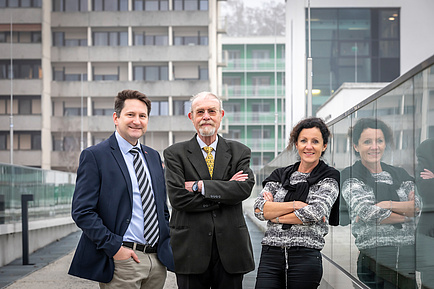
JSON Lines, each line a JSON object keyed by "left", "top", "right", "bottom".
{"left": 68, "top": 90, "right": 174, "bottom": 288}
{"left": 163, "top": 91, "right": 255, "bottom": 289}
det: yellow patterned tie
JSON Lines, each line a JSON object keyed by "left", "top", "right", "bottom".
{"left": 203, "top": 146, "right": 214, "bottom": 178}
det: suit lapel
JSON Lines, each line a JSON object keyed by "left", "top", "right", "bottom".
{"left": 109, "top": 133, "right": 134, "bottom": 204}
{"left": 187, "top": 136, "right": 212, "bottom": 180}
{"left": 213, "top": 137, "right": 231, "bottom": 180}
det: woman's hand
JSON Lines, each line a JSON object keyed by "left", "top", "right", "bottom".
{"left": 229, "top": 170, "right": 248, "bottom": 181}
{"left": 375, "top": 200, "right": 392, "bottom": 210}
{"left": 420, "top": 169, "right": 434, "bottom": 180}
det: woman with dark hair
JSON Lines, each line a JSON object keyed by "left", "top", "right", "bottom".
{"left": 254, "top": 117, "right": 340, "bottom": 289}
{"left": 341, "top": 118, "right": 421, "bottom": 289}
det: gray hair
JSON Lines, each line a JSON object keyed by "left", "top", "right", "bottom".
{"left": 190, "top": 91, "right": 223, "bottom": 112}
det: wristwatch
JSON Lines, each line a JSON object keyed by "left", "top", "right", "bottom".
{"left": 192, "top": 181, "right": 199, "bottom": 193}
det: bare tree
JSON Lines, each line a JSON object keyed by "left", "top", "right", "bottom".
{"left": 222, "top": 0, "right": 285, "bottom": 36}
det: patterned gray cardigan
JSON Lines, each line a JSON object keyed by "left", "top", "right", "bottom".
{"left": 254, "top": 171, "right": 339, "bottom": 250}
{"left": 342, "top": 171, "right": 421, "bottom": 250}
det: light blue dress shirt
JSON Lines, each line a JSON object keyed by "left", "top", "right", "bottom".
{"left": 115, "top": 131, "right": 156, "bottom": 245}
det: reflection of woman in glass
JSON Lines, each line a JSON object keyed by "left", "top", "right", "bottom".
{"left": 341, "top": 118, "right": 421, "bottom": 289}
{"left": 415, "top": 138, "right": 434, "bottom": 288}
{"left": 254, "top": 117, "right": 340, "bottom": 289}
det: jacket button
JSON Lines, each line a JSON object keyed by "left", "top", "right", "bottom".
{"left": 126, "top": 219, "right": 130, "bottom": 224}
{"left": 208, "top": 232, "right": 212, "bottom": 236}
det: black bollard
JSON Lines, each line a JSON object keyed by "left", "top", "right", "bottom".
{"left": 0, "top": 194, "right": 4, "bottom": 224}
{"left": 21, "top": 194, "right": 34, "bottom": 265}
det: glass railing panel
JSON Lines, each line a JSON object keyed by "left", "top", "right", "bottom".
{"left": 0, "top": 163, "right": 75, "bottom": 225}
{"left": 414, "top": 64, "right": 434, "bottom": 289}
{"left": 324, "top": 115, "right": 359, "bottom": 277}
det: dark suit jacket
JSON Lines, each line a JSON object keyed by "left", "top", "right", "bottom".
{"left": 68, "top": 133, "right": 174, "bottom": 283}
{"left": 163, "top": 135, "right": 255, "bottom": 274}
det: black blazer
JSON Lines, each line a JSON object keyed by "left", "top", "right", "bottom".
{"left": 163, "top": 135, "right": 255, "bottom": 274}
{"left": 68, "top": 133, "right": 174, "bottom": 283}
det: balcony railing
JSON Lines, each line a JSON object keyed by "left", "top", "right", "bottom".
{"left": 223, "top": 85, "right": 285, "bottom": 98}
{"left": 224, "top": 59, "right": 285, "bottom": 71}
{"left": 224, "top": 112, "right": 284, "bottom": 124}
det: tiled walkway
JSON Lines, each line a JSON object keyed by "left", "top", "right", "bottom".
{"left": 0, "top": 208, "right": 265, "bottom": 289}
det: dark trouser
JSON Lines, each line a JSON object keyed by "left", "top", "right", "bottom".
{"left": 176, "top": 236, "right": 243, "bottom": 289}
{"left": 357, "top": 246, "right": 417, "bottom": 289}
{"left": 255, "top": 245, "right": 323, "bottom": 289}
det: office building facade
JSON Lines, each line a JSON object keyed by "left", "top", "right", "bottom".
{"left": 0, "top": 0, "right": 225, "bottom": 171}
{"left": 222, "top": 36, "right": 285, "bottom": 174}
{"left": 286, "top": 0, "right": 434, "bottom": 138}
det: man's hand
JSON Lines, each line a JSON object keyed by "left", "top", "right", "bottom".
{"left": 185, "top": 180, "right": 203, "bottom": 192}
{"left": 113, "top": 246, "right": 140, "bottom": 263}
{"left": 263, "top": 191, "right": 274, "bottom": 202}
{"left": 229, "top": 170, "right": 248, "bottom": 182}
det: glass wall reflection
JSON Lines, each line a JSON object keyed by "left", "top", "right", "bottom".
{"left": 259, "top": 56, "right": 434, "bottom": 288}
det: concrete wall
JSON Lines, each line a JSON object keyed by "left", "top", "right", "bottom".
{"left": 0, "top": 217, "right": 79, "bottom": 267}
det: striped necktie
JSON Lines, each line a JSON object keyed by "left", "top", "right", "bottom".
{"left": 203, "top": 146, "right": 214, "bottom": 178}
{"left": 130, "top": 147, "right": 159, "bottom": 246}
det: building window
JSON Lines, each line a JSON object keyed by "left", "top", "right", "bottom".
{"left": 93, "top": 31, "right": 128, "bottom": 46}
{"left": 133, "top": 0, "right": 168, "bottom": 11}
{"left": 173, "top": 0, "right": 208, "bottom": 11}
{"left": 64, "top": 107, "right": 88, "bottom": 116}
{"left": 53, "top": 32, "right": 87, "bottom": 46}
{"left": 227, "top": 49, "right": 242, "bottom": 69}
{"left": 223, "top": 76, "right": 242, "bottom": 96}
{"left": 53, "top": 0, "right": 88, "bottom": 11}
{"left": 93, "top": 0, "right": 128, "bottom": 11}
{"left": 173, "top": 32, "right": 208, "bottom": 46}
{"left": 134, "top": 32, "right": 168, "bottom": 46}
{"left": 93, "top": 66, "right": 119, "bottom": 81}
{"left": 0, "top": 60, "right": 41, "bottom": 79}
{"left": 252, "top": 102, "right": 271, "bottom": 113}
{"left": 133, "top": 66, "right": 168, "bottom": 81}
{"left": 0, "top": 132, "right": 6, "bottom": 150}
{"left": 308, "top": 8, "right": 400, "bottom": 98}
{"left": 0, "top": 95, "right": 40, "bottom": 115}
{"left": 18, "top": 98, "right": 32, "bottom": 115}
{"left": 0, "top": 131, "right": 41, "bottom": 150}
{"left": 252, "top": 128, "right": 271, "bottom": 139}
{"left": 93, "top": 106, "right": 113, "bottom": 115}
{"left": 173, "top": 100, "right": 190, "bottom": 115}
{"left": 0, "top": 31, "right": 42, "bottom": 43}
{"left": 0, "top": 0, "right": 41, "bottom": 7}
{"left": 199, "top": 67, "right": 208, "bottom": 80}
{"left": 252, "top": 50, "right": 270, "bottom": 60}
{"left": 150, "top": 101, "right": 168, "bottom": 116}
{"left": 226, "top": 129, "right": 241, "bottom": 139}
{"left": 53, "top": 67, "right": 87, "bottom": 81}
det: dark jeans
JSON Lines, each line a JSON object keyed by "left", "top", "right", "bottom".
{"left": 255, "top": 245, "right": 323, "bottom": 289}
{"left": 357, "top": 246, "right": 417, "bottom": 289}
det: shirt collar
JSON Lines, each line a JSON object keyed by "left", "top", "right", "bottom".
{"left": 196, "top": 134, "right": 218, "bottom": 151}
{"left": 115, "top": 131, "right": 141, "bottom": 155}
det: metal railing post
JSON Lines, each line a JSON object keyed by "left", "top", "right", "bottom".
{"left": 21, "top": 194, "right": 34, "bottom": 265}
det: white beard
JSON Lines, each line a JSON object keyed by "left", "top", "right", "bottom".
{"left": 199, "top": 126, "right": 216, "bottom": 137}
